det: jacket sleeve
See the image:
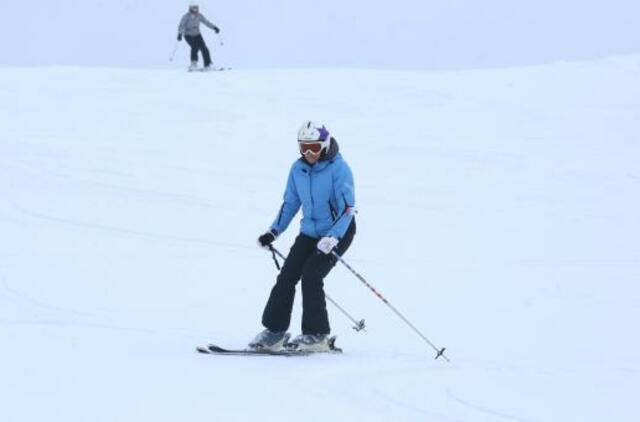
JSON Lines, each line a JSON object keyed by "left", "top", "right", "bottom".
{"left": 327, "top": 161, "right": 355, "bottom": 239}
{"left": 200, "top": 15, "right": 218, "bottom": 30}
{"left": 270, "top": 166, "right": 301, "bottom": 235}
{"left": 178, "top": 15, "right": 187, "bottom": 34}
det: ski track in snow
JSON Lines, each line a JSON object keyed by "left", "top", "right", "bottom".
{"left": 372, "top": 388, "right": 465, "bottom": 422}
{"left": 0, "top": 269, "right": 210, "bottom": 341}
{"left": 3, "top": 154, "right": 224, "bottom": 210}
{"left": 12, "top": 201, "right": 250, "bottom": 252}
{"left": 0, "top": 269, "right": 102, "bottom": 320}
{"left": 446, "top": 390, "right": 534, "bottom": 422}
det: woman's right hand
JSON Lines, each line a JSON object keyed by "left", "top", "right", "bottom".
{"left": 257, "top": 230, "right": 277, "bottom": 248}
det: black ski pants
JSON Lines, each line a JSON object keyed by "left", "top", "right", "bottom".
{"left": 262, "top": 220, "right": 356, "bottom": 335}
{"left": 184, "top": 34, "right": 212, "bottom": 66}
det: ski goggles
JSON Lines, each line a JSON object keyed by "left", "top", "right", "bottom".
{"left": 299, "top": 142, "right": 323, "bottom": 154}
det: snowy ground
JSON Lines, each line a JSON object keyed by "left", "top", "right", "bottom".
{"left": 1, "top": 56, "right": 639, "bottom": 421}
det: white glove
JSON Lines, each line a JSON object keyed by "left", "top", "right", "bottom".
{"left": 317, "top": 236, "right": 339, "bottom": 254}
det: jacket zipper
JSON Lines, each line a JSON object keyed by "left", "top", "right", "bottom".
{"left": 309, "top": 169, "right": 317, "bottom": 236}
{"left": 329, "top": 201, "right": 337, "bottom": 221}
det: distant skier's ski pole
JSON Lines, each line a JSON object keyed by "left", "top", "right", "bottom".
{"left": 216, "top": 33, "right": 230, "bottom": 69}
{"left": 269, "top": 246, "right": 366, "bottom": 332}
{"left": 169, "top": 40, "right": 179, "bottom": 62}
{"left": 331, "top": 251, "right": 449, "bottom": 361}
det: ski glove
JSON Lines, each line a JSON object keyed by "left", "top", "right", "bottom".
{"left": 213, "top": 26, "right": 220, "bottom": 34}
{"left": 177, "top": 33, "right": 182, "bottom": 41}
{"left": 317, "top": 236, "right": 339, "bottom": 254}
{"left": 257, "top": 230, "right": 277, "bottom": 248}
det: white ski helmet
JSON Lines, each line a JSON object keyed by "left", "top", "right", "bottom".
{"left": 297, "top": 121, "right": 331, "bottom": 154}
{"left": 189, "top": 2, "right": 199, "bottom": 9}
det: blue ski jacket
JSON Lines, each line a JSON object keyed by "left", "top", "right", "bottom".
{"left": 270, "top": 139, "right": 355, "bottom": 240}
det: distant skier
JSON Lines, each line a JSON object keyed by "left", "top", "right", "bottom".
{"left": 251, "top": 121, "right": 357, "bottom": 352}
{"left": 177, "top": 2, "right": 220, "bottom": 71}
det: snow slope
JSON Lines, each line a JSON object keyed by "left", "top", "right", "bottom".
{"left": 1, "top": 56, "right": 639, "bottom": 421}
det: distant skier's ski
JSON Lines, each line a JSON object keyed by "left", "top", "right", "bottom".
{"left": 188, "top": 67, "right": 231, "bottom": 72}
{"left": 196, "top": 336, "right": 342, "bottom": 357}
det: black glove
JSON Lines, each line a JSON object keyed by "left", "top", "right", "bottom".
{"left": 177, "top": 33, "right": 182, "bottom": 41}
{"left": 213, "top": 26, "right": 220, "bottom": 34}
{"left": 257, "top": 230, "right": 277, "bottom": 248}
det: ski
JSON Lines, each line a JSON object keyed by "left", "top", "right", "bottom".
{"left": 188, "top": 67, "right": 231, "bottom": 72}
{"left": 196, "top": 336, "right": 342, "bottom": 357}
{"left": 196, "top": 344, "right": 310, "bottom": 357}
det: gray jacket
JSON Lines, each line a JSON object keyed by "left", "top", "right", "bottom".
{"left": 178, "top": 13, "right": 217, "bottom": 36}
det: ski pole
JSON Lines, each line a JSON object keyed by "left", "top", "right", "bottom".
{"left": 169, "top": 40, "right": 179, "bottom": 62}
{"left": 331, "top": 251, "right": 449, "bottom": 361}
{"left": 269, "top": 246, "right": 366, "bottom": 332}
{"left": 217, "top": 32, "right": 225, "bottom": 46}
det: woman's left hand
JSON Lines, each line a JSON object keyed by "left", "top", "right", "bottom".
{"left": 317, "top": 236, "right": 339, "bottom": 254}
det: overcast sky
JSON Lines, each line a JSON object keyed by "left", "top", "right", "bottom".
{"left": 1, "top": 0, "right": 639, "bottom": 70}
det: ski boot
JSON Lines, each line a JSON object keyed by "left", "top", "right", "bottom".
{"left": 285, "top": 334, "right": 331, "bottom": 352}
{"left": 188, "top": 61, "right": 198, "bottom": 72}
{"left": 247, "top": 329, "right": 290, "bottom": 352}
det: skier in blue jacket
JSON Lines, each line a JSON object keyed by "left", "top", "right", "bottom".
{"left": 250, "top": 121, "right": 357, "bottom": 352}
